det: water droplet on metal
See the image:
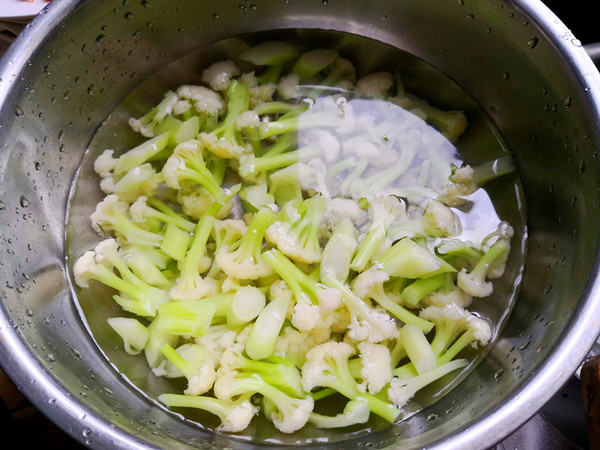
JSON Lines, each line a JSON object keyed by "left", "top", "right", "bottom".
{"left": 527, "top": 36, "right": 538, "bottom": 49}
{"left": 493, "top": 369, "right": 504, "bottom": 380}
{"left": 520, "top": 340, "right": 531, "bottom": 350}
{"left": 502, "top": 72, "right": 510, "bottom": 80}
{"left": 47, "top": 353, "right": 55, "bottom": 362}
{"left": 564, "top": 96, "right": 572, "bottom": 108}
{"left": 20, "top": 196, "right": 29, "bottom": 207}
{"left": 14, "top": 106, "right": 24, "bottom": 117}
{"left": 25, "top": 309, "right": 33, "bottom": 317}
{"left": 124, "top": 12, "right": 134, "bottom": 20}
{"left": 212, "top": 12, "right": 219, "bottom": 19}
{"left": 95, "top": 34, "right": 106, "bottom": 44}
{"left": 141, "top": 0, "right": 151, "bottom": 7}
{"left": 0, "top": 200, "right": 6, "bottom": 211}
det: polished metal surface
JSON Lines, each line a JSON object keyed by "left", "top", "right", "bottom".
{"left": 1, "top": 0, "right": 600, "bottom": 449}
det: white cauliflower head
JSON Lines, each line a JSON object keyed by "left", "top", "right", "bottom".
{"left": 201, "top": 60, "right": 241, "bottom": 91}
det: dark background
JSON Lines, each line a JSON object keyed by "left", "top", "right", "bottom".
{"left": 543, "top": 0, "right": 600, "bottom": 44}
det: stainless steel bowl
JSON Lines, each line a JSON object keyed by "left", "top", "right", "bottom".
{"left": 1, "top": 0, "right": 600, "bottom": 448}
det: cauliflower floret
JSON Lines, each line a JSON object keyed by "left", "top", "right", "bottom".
{"left": 240, "top": 71, "right": 276, "bottom": 108}
{"left": 291, "top": 303, "right": 322, "bottom": 332}
{"left": 172, "top": 99, "right": 192, "bottom": 116}
{"left": 128, "top": 117, "right": 154, "bottom": 138}
{"left": 94, "top": 149, "right": 117, "bottom": 178}
{"left": 176, "top": 84, "right": 225, "bottom": 115}
{"left": 439, "top": 165, "right": 478, "bottom": 206}
{"left": 422, "top": 199, "right": 462, "bottom": 237}
{"left": 177, "top": 188, "right": 233, "bottom": 221}
{"left": 201, "top": 60, "right": 241, "bottom": 92}
{"left": 354, "top": 72, "right": 394, "bottom": 99}
{"left": 73, "top": 250, "right": 98, "bottom": 288}
{"left": 235, "top": 110, "right": 261, "bottom": 130}
{"left": 421, "top": 288, "right": 473, "bottom": 308}
{"left": 321, "top": 197, "right": 369, "bottom": 230}
{"left": 356, "top": 342, "right": 392, "bottom": 394}
{"left": 218, "top": 400, "right": 259, "bottom": 432}
{"left": 152, "top": 343, "right": 217, "bottom": 396}
{"left": 195, "top": 324, "right": 238, "bottom": 366}
{"left": 485, "top": 221, "right": 514, "bottom": 279}
{"left": 197, "top": 131, "right": 251, "bottom": 160}
{"left": 275, "top": 326, "right": 332, "bottom": 367}
{"left": 419, "top": 304, "right": 492, "bottom": 361}
{"left": 456, "top": 233, "right": 511, "bottom": 298}
{"left": 277, "top": 73, "right": 301, "bottom": 100}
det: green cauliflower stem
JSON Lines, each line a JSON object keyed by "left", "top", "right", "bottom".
{"left": 197, "top": 79, "right": 252, "bottom": 160}
{"left": 90, "top": 194, "right": 164, "bottom": 248}
{"left": 158, "top": 393, "right": 258, "bottom": 433}
{"left": 388, "top": 359, "right": 468, "bottom": 410}
{"left": 352, "top": 269, "right": 434, "bottom": 332}
{"left": 265, "top": 195, "right": 328, "bottom": 264}
{"left": 74, "top": 239, "right": 169, "bottom": 317}
{"left": 308, "top": 398, "right": 370, "bottom": 429}
{"left": 301, "top": 341, "right": 400, "bottom": 424}
{"left": 419, "top": 304, "right": 492, "bottom": 364}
